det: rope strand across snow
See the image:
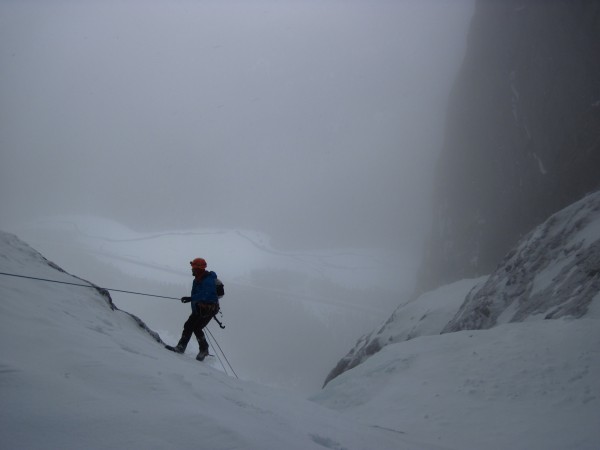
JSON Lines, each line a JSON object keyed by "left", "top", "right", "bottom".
{"left": 0, "top": 271, "right": 238, "bottom": 378}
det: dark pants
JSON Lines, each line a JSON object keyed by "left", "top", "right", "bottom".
{"left": 177, "top": 308, "right": 217, "bottom": 352}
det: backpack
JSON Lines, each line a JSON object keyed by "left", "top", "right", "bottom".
{"left": 213, "top": 278, "right": 226, "bottom": 329}
{"left": 216, "top": 278, "right": 225, "bottom": 299}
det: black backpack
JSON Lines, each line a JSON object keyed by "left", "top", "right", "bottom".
{"left": 216, "top": 278, "right": 225, "bottom": 298}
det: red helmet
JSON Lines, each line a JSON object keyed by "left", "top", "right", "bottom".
{"left": 190, "top": 258, "right": 207, "bottom": 269}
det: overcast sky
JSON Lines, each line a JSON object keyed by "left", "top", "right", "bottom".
{"left": 1, "top": 0, "right": 474, "bottom": 251}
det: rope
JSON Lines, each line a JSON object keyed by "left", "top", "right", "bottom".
{"left": 206, "top": 327, "right": 239, "bottom": 379}
{"left": 204, "top": 331, "right": 227, "bottom": 374}
{"left": 205, "top": 329, "right": 238, "bottom": 378}
{"left": 0, "top": 271, "right": 238, "bottom": 378}
{"left": 0, "top": 271, "right": 180, "bottom": 300}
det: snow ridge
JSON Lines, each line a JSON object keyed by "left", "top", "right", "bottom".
{"left": 322, "top": 277, "right": 487, "bottom": 387}
{"left": 325, "top": 190, "right": 600, "bottom": 388}
{"left": 444, "top": 189, "right": 600, "bottom": 332}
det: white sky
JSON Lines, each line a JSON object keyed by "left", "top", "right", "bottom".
{"left": 0, "top": 0, "right": 474, "bottom": 250}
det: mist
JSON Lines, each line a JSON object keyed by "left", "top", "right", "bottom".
{"left": 1, "top": 0, "right": 473, "bottom": 250}
{"left": 1, "top": 1, "right": 474, "bottom": 392}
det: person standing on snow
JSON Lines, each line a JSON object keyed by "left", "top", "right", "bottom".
{"left": 166, "top": 258, "right": 220, "bottom": 361}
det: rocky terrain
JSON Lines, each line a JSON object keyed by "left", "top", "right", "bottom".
{"left": 325, "top": 1, "right": 600, "bottom": 386}
{"left": 418, "top": 0, "right": 600, "bottom": 292}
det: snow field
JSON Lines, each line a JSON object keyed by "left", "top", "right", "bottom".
{"left": 2, "top": 222, "right": 600, "bottom": 449}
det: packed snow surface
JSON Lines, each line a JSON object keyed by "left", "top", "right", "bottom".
{"left": 1, "top": 230, "right": 599, "bottom": 449}
{"left": 315, "top": 317, "right": 600, "bottom": 449}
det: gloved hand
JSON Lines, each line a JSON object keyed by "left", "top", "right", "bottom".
{"left": 181, "top": 297, "right": 191, "bottom": 303}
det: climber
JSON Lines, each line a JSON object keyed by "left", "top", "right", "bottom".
{"left": 165, "top": 258, "right": 220, "bottom": 361}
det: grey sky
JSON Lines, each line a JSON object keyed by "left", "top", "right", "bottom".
{"left": 1, "top": 0, "right": 474, "bottom": 251}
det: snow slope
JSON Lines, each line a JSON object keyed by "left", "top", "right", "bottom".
{"left": 2, "top": 231, "right": 599, "bottom": 449}
{"left": 323, "top": 276, "right": 488, "bottom": 386}
{"left": 314, "top": 314, "right": 600, "bottom": 449}
{"left": 0, "top": 231, "right": 419, "bottom": 450}
{"left": 9, "top": 214, "right": 413, "bottom": 392}
{"left": 315, "top": 191, "right": 600, "bottom": 448}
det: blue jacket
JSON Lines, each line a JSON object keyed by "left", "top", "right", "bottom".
{"left": 190, "top": 271, "right": 219, "bottom": 313}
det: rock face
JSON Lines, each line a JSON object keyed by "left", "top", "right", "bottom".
{"left": 443, "top": 190, "right": 600, "bottom": 333}
{"left": 324, "top": 0, "right": 600, "bottom": 388}
{"left": 418, "top": 0, "right": 600, "bottom": 292}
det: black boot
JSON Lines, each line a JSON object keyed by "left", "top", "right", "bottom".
{"left": 165, "top": 344, "right": 185, "bottom": 353}
{"left": 196, "top": 348, "right": 209, "bottom": 361}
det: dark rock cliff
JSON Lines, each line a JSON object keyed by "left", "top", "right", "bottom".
{"left": 324, "top": 0, "right": 600, "bottom": 387}
{"left": 418, "top": 0, "right": 600, "bottom": 292}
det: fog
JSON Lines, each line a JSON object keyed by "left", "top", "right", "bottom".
{"left": 1, "top": 1, "right": 474, "bottom": 391}
{"left": 1, "top": 0, "right": 473, "bottom": 250}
